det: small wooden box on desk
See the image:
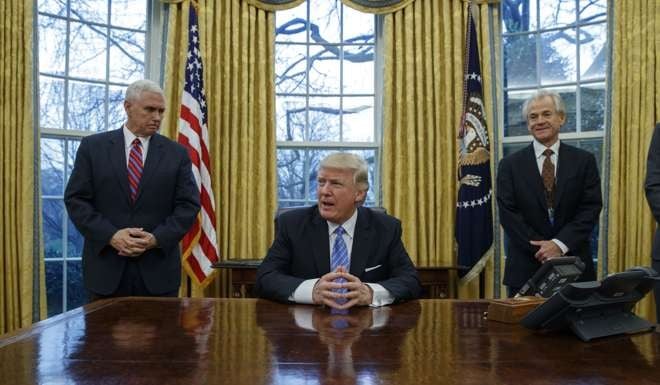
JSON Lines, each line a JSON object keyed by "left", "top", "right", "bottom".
{"left": 212, "top": 259, "right": 460, "bottom": 299}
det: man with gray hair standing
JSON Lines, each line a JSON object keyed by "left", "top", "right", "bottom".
{"left": 256, "top": 152, "right": 421, "bottom": 309}
{"left": 496, "top": 90, "right": 602, "bottom": 296}
{"left": 65, "top": 79, "right": 200, "bottom": 300}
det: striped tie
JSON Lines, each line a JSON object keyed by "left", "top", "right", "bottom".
{"left": 128, "top": 138, "right": 143, "bottom": 202}
{"left": 331, "top": 226, "right": 349, "bottom": 303}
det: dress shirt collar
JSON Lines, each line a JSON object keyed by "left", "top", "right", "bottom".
{"left": 533, "top": 138, "right": 560, "bottom": 160}
{"left": 123, "top": 124, "right": 151, "bottom": 149}
{"left": 326, "top": 208, "right": 358, "bottom": 240}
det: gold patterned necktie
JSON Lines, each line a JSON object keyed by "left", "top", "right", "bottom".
{"left": 541, "top": 148, "right": 555, "bottom": 208}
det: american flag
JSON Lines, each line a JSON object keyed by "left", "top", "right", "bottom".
{"left": 455, "top": 8, "right": 493, "bottom": 284}
{"left": 178, "top": 5, "right": 219, "bottom": 287}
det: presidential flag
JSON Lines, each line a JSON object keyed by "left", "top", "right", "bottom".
{"left": 178, "top": 5, "right": 219, "bottom": 287}
{"left": 456, "top": 9, "right": 493, "bottom": 284}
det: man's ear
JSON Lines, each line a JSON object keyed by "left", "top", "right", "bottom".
{"left": 355, "top": 189, "right": 367, "bottom": 205}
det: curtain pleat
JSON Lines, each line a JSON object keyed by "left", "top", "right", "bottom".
{"left": 162, "top": 0, "right": 277, "bottom": 297}
{"left": 382, "top": 0, "right": 499, "bottom": 298}
{"left": 608, "top": 0, "right": 659, "bottom": 321}
{"left": 0, "top": 0, "right": 45, "bottom": 335}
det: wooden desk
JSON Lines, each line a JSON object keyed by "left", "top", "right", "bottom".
{"left": 1, "top": 298, "right": 659, "bottom": 384}
{"left": 213, "top": 259, "right": 460, "bottom": 299}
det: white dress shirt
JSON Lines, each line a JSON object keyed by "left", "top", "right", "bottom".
{"left": 532, "top": 139, "right": 568, "bottom": 255}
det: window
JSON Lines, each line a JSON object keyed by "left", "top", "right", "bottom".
{"left": 275, "top": 0, "right": 380, "bottom": 208}
{"left": 500, "top": 0, "right": 608, "bottom": 264}
{"left": 37, "top": 0, "right": 152, "bottom": 316}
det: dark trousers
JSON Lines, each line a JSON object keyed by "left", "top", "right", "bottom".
{"left": 507, "top": 286, "right": 521, "bottom": 298}
{"left": 88, "top": 259, "right": 178, "bottom": 302}
{"left": 653, "top": 259, "right": 660, "bottom": 323}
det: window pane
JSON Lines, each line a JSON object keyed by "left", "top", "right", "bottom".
{"left": 43, "top": 199, "right": 64, "bottom": 260}
{"left": 275, "top": 2, "right": 308, "bottom": 43}
{"left": 111, "top": 0, "right": 147, "bottom": 30}
{"left": 503, "top": 90, "right": 535, "bottom": 137}
{"left": 66, "top": 260, "right": 86, "bottom": 309}
{"left": 580, "top": 24, "right": 607, "bottom": 80}
{"left": 577, "top": 138, "right": 603, "bottom": 171}
{"left": 343, "top": 5, "right": 374, "bottom": 43}
{"left": 69, "top": 21, "right": 108, "bottom": 80}
{"left": 579, "top": 0, "right": 607, "bottom": 23}
{"left": 275, "top": 44, "right": 307, "bottom": 94}
{"left": 40, "top": 76, "right": 65, "bottom": 129}
{"left": 540, "top": 29, "right": 576, "bottom": 85}
{"left": 342, "top": 97, "right": 374, "bottom": 142}
{"left": 277, "top": 96, "right": 306, "bottom": 141}
{"left": 66, "top": 140, "right": 81, "bottom": 183}
{"left": 550, "top": 86, "right": 577, "bottom": 133}
{"left": 503, "top": 34, "right": 537, "bottom": 88}
{"left": 39, "top": 16, "right": 66, "bottom": 75}
{"left": 581, "top": 83, "right": 606, "bottom": 132}
{"left": 502, "top": 0, "right": 537, "bottom": 33}
{"left": 68, "top": 218, "right": 84, "bottom": 259}
{"left": 71, "top": 0, "right": 108, "bottom": 24}
{"left": 309, "top": 44, "right": 340, "bottom": 94}
{"left": 109, "top": 85, "right": 127, "bottom": 129}
{"left": 309, "top": 0, "right": 340, "bottom": 43}
{"left": 45, "top": 261, "right": 63, "bottom": 317}
{"left": 109, "top": 29, "right": 145, "bottom": 83}
{"left": 502, "top": 142, "right": 528, "bottom": 158}
{"left": 68, "top": 81, "right": 106, "bottom": 131}
{"left": 41, "top": 139, "right": 66, "bottom": 196}
{"left": 309, "top": 96, "right": 340, "bottom": 141}
{"left": 277, "top": 149, "right": 306, "bottom": 200}
{"left": 539, "top": 0, "right": 576, "bottom": 30}
{"left": 342, "top": 46, "right": 374, "bottom": 94}
{"left": 38, "top": 0, "right": 66, "bottom": 16}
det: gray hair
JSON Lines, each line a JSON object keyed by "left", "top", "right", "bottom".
{"left": 521, "top": 89, "right": 566, "bottom": 120}
{"left": 319, "top": 152, "right": 369, "bottom": 192}
{"left": 125, "top": 79, "right": 164, "bottom": 102}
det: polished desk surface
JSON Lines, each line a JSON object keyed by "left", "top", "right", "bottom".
{"left": 1, "top": 298, "right": 659, "bottom": 385}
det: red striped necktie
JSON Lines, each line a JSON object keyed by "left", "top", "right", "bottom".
{"left": 128, "top": 138, "right": 143, "bottom": 202}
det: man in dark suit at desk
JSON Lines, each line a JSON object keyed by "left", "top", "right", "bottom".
{"left": 497, "top": 90, "right": 602, "bottom": 296}
{"left": 644, "top": 122, "right": 660, "bottom": 323}
{"left": 256, "top": 153, "right": 421, "bottom": 309}
{"left": 65, "top": 79, "right": 200, "bottom": 300}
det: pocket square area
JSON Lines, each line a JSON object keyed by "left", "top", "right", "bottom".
{"left": 364, "top": 264, "right": 382, "bottom": 272}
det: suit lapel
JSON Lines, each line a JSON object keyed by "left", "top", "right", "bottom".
{"left": 553, "top": 143, "right": 572, "bottom": 209}
{"left": 522, "top": 144, "right": 549, "bottom": 210}
{"left": 349, "top": 207, "right": 372, "bottom": 277}
{"left": 311, "top": 209, "right": 331, "bottom": 275}
{"left": 108, "top": 129, "right": 131, "bottom": 204}
{"left": 134, "top": 134, "right": 163, "bottom": 205}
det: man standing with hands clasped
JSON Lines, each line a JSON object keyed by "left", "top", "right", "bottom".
{"left": 256, "top": 153, "right": 421, "bottom": 309}
{"left": 65, "top": 79, "right": 200, "bottom": 301}
{"left": 496, "top": 90, "right": 602, "bottom": 297}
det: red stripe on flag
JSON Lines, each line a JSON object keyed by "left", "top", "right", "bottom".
{"left": 185, "top": 252, "right": 206, "bottom": 283}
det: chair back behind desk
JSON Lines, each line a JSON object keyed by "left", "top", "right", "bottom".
{"left": 213, "top": 259, "right": 463, "bottom": 299}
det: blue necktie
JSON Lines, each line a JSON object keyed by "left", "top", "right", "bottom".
{"left": 331, "top": 226, "right": 349, "bottom": 303}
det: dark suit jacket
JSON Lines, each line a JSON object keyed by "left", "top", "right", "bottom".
{"left": 255, "top": 205, "right": 421, "bottom": 303}
{"left": 64, "top": 128, "right": 200, "bottom": 295}
{"left": 497, "top": 142, "right": 602, "bottom": 288}
{"left": 645, "top": 123, "right": 660, "bottom": 262}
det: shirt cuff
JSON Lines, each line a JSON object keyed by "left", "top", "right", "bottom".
{"left": 366, "top": 283, "right": 394, "bottom": 307}
{"left": 551, "top": 238, "right": 569, "bottom": 255}
{"left": 289, "top": 278, "right": 318, "bottom": 304}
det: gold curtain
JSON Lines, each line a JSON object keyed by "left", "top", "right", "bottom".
{"left": 381, "top": 0, "right": 499, "bottom": 298}
{"left": 0, "top": 1, "right": 45, "bottom": 334}
{"left": 608, "top": 0, "right": 659, "bottom": 321}
{"left": 162, "top": 0, "right": 277, "bottom": 297}
{"left": 244, "top": 0, "right": 304, "bottom": 11}
{"left": 342, "top": 0, "right": 415, "bottom": 14}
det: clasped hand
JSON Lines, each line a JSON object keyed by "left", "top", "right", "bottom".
{"left": 110, "top": 227, "right": 157, "bottom": 257}
{"left": 530, "top": 239, "right": 562, "bottom": 262}
{"left": 312, "top": 266, "right": 373, "bottom": 309}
